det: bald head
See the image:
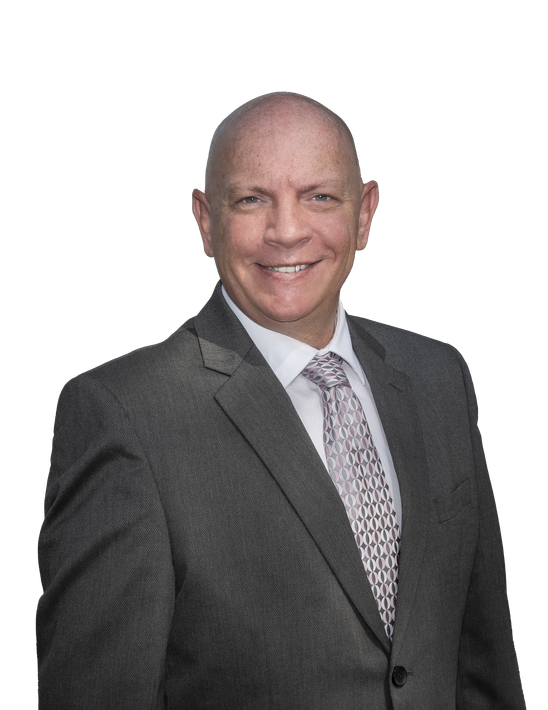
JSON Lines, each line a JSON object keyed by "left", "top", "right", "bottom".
{"left": 205, "top": 92, "right": 362, "bottom": 202}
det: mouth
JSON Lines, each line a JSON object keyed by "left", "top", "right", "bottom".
{"left": 262, "top": 263, "right": 312, "bottom": 273}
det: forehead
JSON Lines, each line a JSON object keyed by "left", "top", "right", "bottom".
{"left": 220, "top": 108, "right": 353, "bottom": 186}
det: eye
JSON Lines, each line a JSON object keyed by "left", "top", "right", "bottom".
{"left": 242, "top": 196, "right": 260, "bottom": 204}
{"left": 313, "top": 194, "right": 330, "bottom": 202}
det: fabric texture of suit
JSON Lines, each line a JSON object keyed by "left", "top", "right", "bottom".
{"left": 37, "top": 283, "right": 525, "bottom": 709}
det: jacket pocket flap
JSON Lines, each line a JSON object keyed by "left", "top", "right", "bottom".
{"left": 434, "top": 478, "right": 471, "bottom": 522}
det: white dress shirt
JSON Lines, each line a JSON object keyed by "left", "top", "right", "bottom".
{"left": 222, "top": 286, "right": 402, "bottom": 529}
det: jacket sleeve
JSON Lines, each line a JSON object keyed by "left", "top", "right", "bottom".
{"left": 37, "top": 375, "right": 175, "bottom": 710}
{"left": 454, "top": 351, "right": 526, "bottom": 709}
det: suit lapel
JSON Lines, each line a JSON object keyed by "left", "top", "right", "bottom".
{"left": 348, "top": 317, "right": 430, "bottom": 655}
{"left": 193, "top": 287, "right": 391, "bottom": 653}
{"left": 192, "top": 289, "right": 430, "bottom": 654}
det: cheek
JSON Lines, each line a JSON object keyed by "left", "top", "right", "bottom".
{"left": 223, "top": 217, "right": 265, "bottom": 258}
{"left": 316, "top": 217, "right": 355, "bottom": 257}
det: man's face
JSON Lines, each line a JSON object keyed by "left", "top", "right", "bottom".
{"left": 193, "top": 107, "right": 378, "bottom": 346}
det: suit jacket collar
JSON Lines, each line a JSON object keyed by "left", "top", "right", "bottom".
{"left": 191, "top": 285, "right": 429, "bottom": 656}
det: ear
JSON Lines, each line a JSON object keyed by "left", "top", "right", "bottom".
{"left": 192, "top": 189, "right": 215, "bottom": 257}
{"left": 356, "top": 180, "right": 379, "bottom": 250}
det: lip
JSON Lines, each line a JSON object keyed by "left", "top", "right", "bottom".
{"left": 257, "top": 261, "right": 320, "bottom": 286}
{"left": 258, "top": 260, "right": 319, "bottom": 273}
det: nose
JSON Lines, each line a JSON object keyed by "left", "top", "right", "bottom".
{"left": 264, "top": 197, "right": 312, "bottom": 249}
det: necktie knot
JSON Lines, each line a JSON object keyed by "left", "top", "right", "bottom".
{"left": 302, "top": 352, "right": 350, "bottom": 390}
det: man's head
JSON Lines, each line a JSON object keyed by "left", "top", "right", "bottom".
{"left": 193, "top": 92, "right": 378, "bottom": 348}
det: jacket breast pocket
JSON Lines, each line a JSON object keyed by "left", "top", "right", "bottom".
{"left": 434, "top": 478, "right": 471, "bottom": 523}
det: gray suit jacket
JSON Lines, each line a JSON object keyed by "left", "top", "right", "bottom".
{"left": 37, "top": 284, "right": 525, "bottom": 709}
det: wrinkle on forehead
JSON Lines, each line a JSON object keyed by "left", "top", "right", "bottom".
{"left": 205, "top": 92, "right": 362, "bottom": 202}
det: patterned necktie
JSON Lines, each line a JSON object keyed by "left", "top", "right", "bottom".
{"left": 302, "top": 352, "right": 401, "bottom": 640}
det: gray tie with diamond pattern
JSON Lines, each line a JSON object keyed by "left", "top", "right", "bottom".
{"left": 302, "top": 351, "right": 401, "bottom": 640}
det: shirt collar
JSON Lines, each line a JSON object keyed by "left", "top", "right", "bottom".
{"left": 221, "top": 285, "right": 366, "bottom": 389}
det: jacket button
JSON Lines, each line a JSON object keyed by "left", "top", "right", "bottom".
{"left": 392, "top": 666, "right": 408, "bottom": 687}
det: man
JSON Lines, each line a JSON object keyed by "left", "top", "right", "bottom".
{"left": 37, "top": 92, "right": 525, "bottom": 709}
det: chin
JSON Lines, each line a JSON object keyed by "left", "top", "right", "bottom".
{"left": 258, "top": 302, "right": 317, "bottom": 326}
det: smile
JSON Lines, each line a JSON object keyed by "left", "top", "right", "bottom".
{"left": 264, "top": 264, "right": 312, "bottom": 273}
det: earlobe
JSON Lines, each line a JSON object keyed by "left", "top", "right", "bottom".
{"left": 192, "top": 189, "right": 214, "bottom": 257}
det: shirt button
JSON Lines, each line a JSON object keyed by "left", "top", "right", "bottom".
{"left": 392, "top": 665, "right": 408, "bottom": 687}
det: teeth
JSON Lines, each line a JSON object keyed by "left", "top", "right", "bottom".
{"left": 266, "top": 264, "right": 311, "bottom": 273}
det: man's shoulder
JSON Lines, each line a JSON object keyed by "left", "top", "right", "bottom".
{"left": 64, "top": 318, "right": 202, "bottom": 401}
{"left": 347, "top": 313, "right": 466, "bottom": 375}
{"left": 57, "top": 284, "right": 248, "bottom": 411}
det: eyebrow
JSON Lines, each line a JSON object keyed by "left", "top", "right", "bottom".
{"left": 223, "top": 180, "right": 348, "bottom": 200}
{"left": 225, "top": 185, "right": 269, "bottom": 198}
{"left": 297, "top": 182, "right": 347, "bottom": 193}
